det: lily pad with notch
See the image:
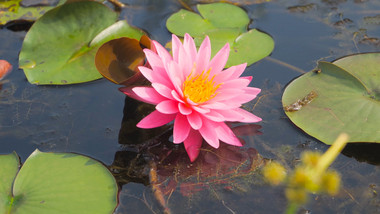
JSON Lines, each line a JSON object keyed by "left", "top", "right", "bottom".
{"left": 0, "top": 149, "right": 118, "bottom": 214}
{"left": 282, "top": 53, "right": 380, "bottom": 145}
{"left": 19, "top": 1, "right": 144, "bottom": 85}
{"left": 166, "top": 2, "right": 274, "bottom": 67}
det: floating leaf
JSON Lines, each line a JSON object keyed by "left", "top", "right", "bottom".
{"left": 0, "top": 149, "right": 118, "bottom": 214}
{"left": 19, "top": 1, "right": 142, "bottom": 85}
{"left": 166, "top": 3, "right": 274, "bottom": 67}
{"left": 282, "top": 53, "right": 380, "bottom": 144}
{"left": 90, "top": 20, "right": 144, "bottom": 48}
{"left": 95, "top": 35, "right": 149, "bottom": 85}
{"left": 0, "top": 152, "right": 19, "bottom": 213}
{"left": 0, "top": 0, "right": 62, "bottom": 25}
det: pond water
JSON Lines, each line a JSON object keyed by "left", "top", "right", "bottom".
{"left": 1, "top": 0, "right": 380, "bottom": 213}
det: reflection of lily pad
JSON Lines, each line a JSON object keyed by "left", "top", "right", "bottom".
{"left": 19, "top": 1, "right": 142, "bottom": 85}
{"left": 0, "top": 149, "right": 118, "bottom": 214}
{"left": 166, "top": 3, "right": 274, "bottom": 67}
{"left": 0, "top": 0, "right": 62, "bottom": 25}
{"left": 282, "top": 53, "right": 380, "bottom": 144}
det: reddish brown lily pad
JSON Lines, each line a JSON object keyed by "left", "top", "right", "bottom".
{"left": 95, "top": 35, "right": 152, "bottom": 85}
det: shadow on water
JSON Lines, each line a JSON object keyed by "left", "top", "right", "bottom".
{"left": 342, "top": 143, "right": 380, "bottom": 165}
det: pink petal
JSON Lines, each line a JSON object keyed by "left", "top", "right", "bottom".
{"left": 183, "top": 33, "right": 197, "bottom": 63}
{"left": 153, "top": 68, "right": 175, "bottom": 88}
{"left": 208, "top": 43, "right": 230, "bottom": 76}
{"left": 144, "top": 49, "right": 164, "bottom": 69}
{"left": 246, "top": 87, "right": 261, "bottom": 95}
{"left": 171, "top": 90, "right": 185, "bottom": 104}
{"left": 152, "top": 40, "right": 172, "bottom": 65}
{"left": 213, "top": 109, "right": 245, "bottom": 122}
{"left": 227, "top": 87, "right": 261, "bottom": 104}
{"left": 203, "top": 110, "right": 225, "bottom": 122}
{"left": 178, "top": 102, "right": 192, "bottom": 115}
{"left": 241, "top": 76, "right": 253, "bottom": 83}
{"left": 184, "top": 129, "right": 203, "bottom": 162}
{"left": 213, "top": 63, "right": 246, "bottom": 83}
{"left": 171, "top": 34, "right": 182, "bottom": 62}
{"left": 168, "top": 61, "right": 185, "bottom": 95}
{"left": 221, "top": 78, "right": 250, "bottom": 89}
{"left": 192, "top": 106, "right": 210, "bottom": 114}
{"left": 138, "top": 66, "right": 153, "bottom": 82}
{"left": 119, "top": 87, "right": 166, "bottom": 105}
{"left": 178, "top": 44, "right": 192, "bottom": 82}
{"left": 199, "top": 118, "right": 220, "bottom": 148}
{"left": 202, "top": 101, "right": 240, "bottom": 110}
{"left": 173, "top": 114, "right": 191, "bottom": 143}
{"left": 187, "top": 111, "right": 202, "bottom": 130}
{"left": 152, "top": 83, "right": 174, "bottom": 99}
{"left": 137, "top": 110, "right": 176, "bottom": 128}
{"left": 156, "top": 100, "right": 179, "bottom": 114}
{"left": 195, "top": 36, "right": 211, "bottom": 74}
{"left": 233, "top": 108, "right": 262, "bottom": 123}
{"left": 215, "top": 123, "right": 242, "bottom": 146}
{"left": 211, "top": 89, "right": 245, "bottom": 102}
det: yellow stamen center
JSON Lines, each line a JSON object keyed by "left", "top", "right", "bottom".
{"left": 183, "top": 69, "right": 221, "bottom": 104}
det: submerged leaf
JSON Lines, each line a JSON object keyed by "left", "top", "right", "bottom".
{"left": 95, "top": 35, "right": 149, "bottom": 85}
{"left": 282, "top": 53, "right": 380, "bottom": 144}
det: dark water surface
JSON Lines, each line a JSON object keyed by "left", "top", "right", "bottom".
{"left": 1, "top": 0, "right": 380, "bottom": 213}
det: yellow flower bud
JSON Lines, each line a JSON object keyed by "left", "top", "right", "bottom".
{"left": 262, "top": 161, "right": 287, "bottom": 186}
{"left": 321, "top": 170, "right": 341, "bottom": 196}
{"left": 285, "top": 188, "right": 308, "bottom": 204}
{"left": 301, "top": 151, "right": 321, "bottom": 168}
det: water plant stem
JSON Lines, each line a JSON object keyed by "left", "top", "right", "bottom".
{"left": 285, "top": 202, "right": 298, "bottom": 214}
{"left": 315, "top": 133, "right": 349, "bottom": 177}
{"left": 264, "top": 57, "right": 306, "bottom": 74}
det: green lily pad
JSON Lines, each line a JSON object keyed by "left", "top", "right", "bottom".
{"left": 166, "top": 3, "right": 274, "bottom": 67}
{"left": 19, "top": 1, "right": 142, "bottom": 85}
{"left": 282, "top": 53, "right": 380, "bottom": 144}
{"left": 0, "top": 0, "right": 62, "bottom": 26}
{"left": 0, "top": 152, "right": 19, "bottom": 212}
{"left": 0, "top": 149, "right": 118, "bottom": 214}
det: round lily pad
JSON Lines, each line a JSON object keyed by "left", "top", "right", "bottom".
{"left": 0, "top": 150, "right": 118, "bottom": 214}
{"left": 19, "top": 1, "right": 118, "bottom": 85}
{"left": 166, "top": 3, "right": 274, "bottom": 67}
{"left": 282, "top": 53, "right": 380, "bottom": 144}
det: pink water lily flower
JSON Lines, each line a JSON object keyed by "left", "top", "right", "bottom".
{"left": 120, "top": 34, "right": 261, "bottom": 162}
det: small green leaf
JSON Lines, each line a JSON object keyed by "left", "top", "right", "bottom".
{"left": 282, "top": 53, "right": 380, "bottom": 144}
{"left": 197, "top": 3, "right": 249, "bottom": 32}
{"left": 166, "top": 9, "right": 214, "bottom": 37}
{"left": 228, "top": 29, "right": 275, "bottom": 67}
{"left": 166, "top": 3, "right": 274, "bottom": 67}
